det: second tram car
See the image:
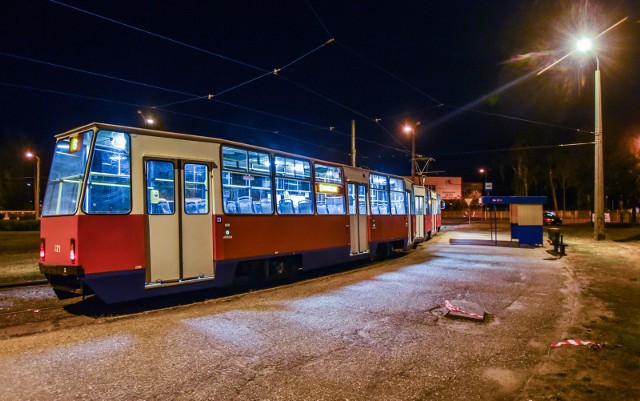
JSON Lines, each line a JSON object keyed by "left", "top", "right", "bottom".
{"left": 39, "top": 123, "right": 441, "bottom": 303}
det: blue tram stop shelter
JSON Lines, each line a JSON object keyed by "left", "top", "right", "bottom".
{"left": 481, "top": 196, "right": 547, "bottom": 246}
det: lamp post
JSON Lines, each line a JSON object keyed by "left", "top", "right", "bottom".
{"left": 479, "top": 168, "right": 488, "bottom": 195}
{"left": 403, "top": 122, "right": 421, "bottom": 183}
{"left": 576, "top": 37, "right": 605, "bottom": 240}
{"left": 137, "top": 110, "right": 155, "bottom": 128}
{"left": 25, "top": 151, "right": 40, "bottom": 220}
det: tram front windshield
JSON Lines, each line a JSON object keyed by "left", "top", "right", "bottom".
{"left": 42, "top": 130, "right": 93, "bottom": 216}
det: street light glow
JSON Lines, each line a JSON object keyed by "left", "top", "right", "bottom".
{"left": 576, "top": 37, "right": 593, "bottom": 53}
{"left": 25, "top": 151, "right": 34, "bottom": 159}
{"left": 137, "top": 110, "right": 155, "bottom": 127}
{"left": 403, "top": 124, "right": 413, "bottom": 134}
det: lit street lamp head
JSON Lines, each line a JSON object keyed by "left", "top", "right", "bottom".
{"left": 576, "top": 37, "right": 593, "bottom": 53}
{"left": 137, "top": 110, "right": 155, "bottom": 127}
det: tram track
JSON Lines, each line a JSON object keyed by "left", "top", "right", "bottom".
{"left": 0, "top": 242, "right": 437, "bottom": 339}
{"left": 0, "top": 279, "right": 48, "bottom": 290}
{"left": 0, "top": 249, "right": 415, "bottom": 338}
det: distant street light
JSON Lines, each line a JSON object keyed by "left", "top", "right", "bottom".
{"left": 137, "top": 110, "right": 155, "bottom": 128}
{"left": 403, "top": 122, "right": 421, "bottom": 182}
{"left": 479, "top": 168, "right": 488, "bottom": 196}
{"left": 25, "top": 151, "right": 40, "bottom": 220}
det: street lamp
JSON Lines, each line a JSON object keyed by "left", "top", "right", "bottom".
{"left": 479, "top": 168, "right": 488, "bottom": 195}
{"left": 576, "top": 37, "right": 605, "bottom": 240}
{"left": 137, "top": 110, "right": 155, "bottom": 128}
{"left": 25, "top": 151, "right": 40, "bottom": 220}
{"left": 536, "top": 18, "right": 627, "bottom": 239}
{"left": 403, "top": 122, "right": 421, "bottom": 182}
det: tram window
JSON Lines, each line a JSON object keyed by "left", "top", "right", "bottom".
{"left": 275, "top": 156, "right": 312, "bottom": 214}
{"left": 146, "top": 161, "right": 175, "bottom": 215}
{"left": 221, "top": 147, "right": 272, "bottom": 214}
{"left": 389, "top": 177, "right": 406, "bottom": 215}
{"left": 415, "top": 196, "right": 424, "bottom": 215}
{"left": 248, "top": 151, "right": 270, "bottom": 174}
{"left": 83, "top": 131, "right": 131, "bottom": 214}
{"left": 370, "top": 174, "right": 389, "bottom": 215}
{"left": 358, "top": 185, "right": 367, "bottom": 214}
{"left": 42, "top": 130, "right": 94, "bottom": 216}
{"left": 184, "top": 163, "right": 208, "bottom": 214}
{"left": 275, "top": 155, "right": 310, "bottom": 179}
{"left": 222, "top": 147, "right": 247, "bottom": 171}
{"left": 275, "top": 177, "right": 313, "bottom": 214}
{"left": 222, "top": 171, "right": 272, "bottom": 214}
{"left": 347, "top": 184, "right": 357, "bottom": 215}
{"left": 314, "top": 163, "right": 345, "bottom": 214}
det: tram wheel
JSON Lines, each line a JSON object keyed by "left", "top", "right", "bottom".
{"left": 270, "top": 258, "right": 298, "bottom": 280}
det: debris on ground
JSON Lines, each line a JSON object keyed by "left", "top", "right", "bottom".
{"left": 549, "top": 339, "right": 619, "bottom": 351}
{"left": 444, "top": 300, "right": 485, "bottom": 321}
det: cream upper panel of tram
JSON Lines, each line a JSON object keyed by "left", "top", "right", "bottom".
{"left": 130, "top": 135, "right": 220, "bottom": 215}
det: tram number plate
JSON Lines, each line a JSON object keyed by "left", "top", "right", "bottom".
{"left": 54, "top": 244, "right": 61, "bottom": 253}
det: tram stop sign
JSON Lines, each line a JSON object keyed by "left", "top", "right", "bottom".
{"left": 484, "top": 182, "right": 493, "bottom": 192}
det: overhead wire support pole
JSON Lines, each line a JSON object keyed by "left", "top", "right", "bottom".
{"left": 351, "top": 120, "right": 356, "bottom": 167}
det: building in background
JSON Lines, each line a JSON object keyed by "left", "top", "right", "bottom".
{"left": 421, "top": 177, "right": 462, "bottom": 201}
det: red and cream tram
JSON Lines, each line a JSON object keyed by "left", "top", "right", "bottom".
{"left": 39, "top": 123, "right": 440, "bottom": 303}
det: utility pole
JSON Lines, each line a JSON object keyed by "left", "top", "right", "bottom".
{"left": 351, "top": 120, "right": 356, "bottom": 167}
{"left": 594, "top": 59, "right": 605, "bottom": 240}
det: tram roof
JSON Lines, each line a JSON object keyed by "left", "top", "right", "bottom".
{"left": 54, "top": 122, "right": 410, "bottom": 181}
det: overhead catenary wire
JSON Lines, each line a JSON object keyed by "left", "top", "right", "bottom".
{"left": 48, "top": 0, "right": 406, "bottom": 149}
{"left": 34, "top": 2, "right": 598, "bottom": 161}
{"left": 155, "top": 38, "right": 336, "bottom": 109}
{"left": 276, "top": 74, "right": 408, "bottom": 151}
{"left": 441, "top": 105, "right": 595, "bottom": 135}
{"left": 304, "top": 0, "right": 333, "bottom": 38}
{"left": 159, "top": 108, "right": 349, "bottom": 157}
{"left": 336, "top": 41, "right": 444, "bottom": 107}
{"left": 49, "top": 0, "right": 266, "bottom": 73}
{"left": 0, "top": 51, "right": 195, "bottom": 98}
{"left": 0, "top": 81, "right": 335, "bottom": 149}
{"left": 0, "top": 51, "right": 339, "bottom": 132}
{"left": 432, "top": 141, "right": 595, "bottom": 156}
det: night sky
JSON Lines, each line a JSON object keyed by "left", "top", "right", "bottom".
{"left": 2, "top": 1, "right": 640, "bottom": 198}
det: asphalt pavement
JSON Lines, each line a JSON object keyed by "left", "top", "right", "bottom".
{"left": 0, "top": 223, "right": 572, "bottom": 400}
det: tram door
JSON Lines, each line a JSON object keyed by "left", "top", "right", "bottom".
{"left": 145, "top": 160, "right": 213, "bottom": 283}
{"left": 414, "top": 195, "right": 425, "bottom": 239}
{"left": 348, "top": 183, "right": 369, "bottom": 254}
